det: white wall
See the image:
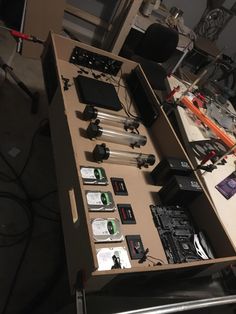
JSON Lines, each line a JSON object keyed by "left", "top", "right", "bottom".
{"left": 64, "top": 0, "right": 120, "bottom": 46}
{"left": 162, "top": 0, "right": 206, "bottom": 28}
{"left": 67, "top": 0, "right": 119, "bottom": 21}
{"left": 217, "top": 0, "right": 236, "bottom": 56}
{"left": 217, "top": 18, "right": 236, "bottom": 56}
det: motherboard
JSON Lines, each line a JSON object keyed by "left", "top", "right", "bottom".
{"left": 150, "top": 205, "right": 208, "bottom": 264}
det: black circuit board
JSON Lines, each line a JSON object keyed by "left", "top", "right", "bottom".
{"left": 150, "top": 205, "right": 201, "bottom": 264}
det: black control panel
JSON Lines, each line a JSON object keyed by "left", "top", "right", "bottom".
{"left": 69, "top": 46, "right": 123, "bottom": 76}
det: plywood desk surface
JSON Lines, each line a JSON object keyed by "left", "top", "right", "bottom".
{"left": 168, "top": 75, "right": 236, "bottom": 248}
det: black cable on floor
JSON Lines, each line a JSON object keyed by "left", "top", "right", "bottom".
{"left": 0, "top": 192, "right": 32, "bottom": 239}
{"left": 16, "top": 118, "right": 49, "bottom": 180}
{"left": 33, "top": 200, "right": 60, "bottom": 216}
{"left": 0, "top": 118, "right": 58, "bottom": 218}
{"left": 0, "top": 158, "right": 59, "bottom": 219}
{"left": 0, "top": 149, "right": 30, "bottom": 198}
{"left": 1, "top": 228, "right": 33, "bottom": 314}
{"left": 0, "top": 145, "right": 60, "bottom": 221}
{"left": 31, "top": 189, "right": 57, "bottom": 202}
{"left": 0, "top": 192, "right": 34, "bottom": 314}
{"left": 0, "top": 235, "right": 30, "bottom": 248}
{"left": 0, "top": 190, "right": 60, "bottom": 314}
{"left": 0, "top": 189, "right": 61, "bottom": 313}
{"left": 34, "top": 212, "right": 60, "bottom": 223}
{"left": 0, "top": 119, "right": 61, "bottom": 314}
{"left": 19, "top": 231, "right": 66, "bottom": 314}
{"left": 0, "top": 118, "right": 49, "bottom": 183}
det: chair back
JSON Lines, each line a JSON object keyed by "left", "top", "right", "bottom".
{"left": 134, "top": 23, "right": 179, "bottom": 63}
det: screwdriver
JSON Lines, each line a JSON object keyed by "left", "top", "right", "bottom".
{"left": 0, "top": 25, "right": 44, "bottom": 44}
{"left": 199, "top": 150, "right": 216, "bottom": 166}
{"left": 165, "top": 85, "right": 180, "bottom": 102}
{"left": 195, "top": 150, "right": 217, "bottom": 172}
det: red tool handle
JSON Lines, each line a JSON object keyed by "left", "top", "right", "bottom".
{"left": 200, "top": 150, "right": 216, "bottom": 165}
{"left": 10, "top": 30, "right": 31, "bottom": 40}
{"left": 165, "top": 85, "right": 180, "bottom": 102}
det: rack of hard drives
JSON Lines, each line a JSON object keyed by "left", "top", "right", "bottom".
{"left": 43, "top": 33, "right": 236, "bottom": 290}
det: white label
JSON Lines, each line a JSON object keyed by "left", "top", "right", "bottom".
{"left": 81, "top": 168, "right": 96, "bottom": 179}
{"left": 191, "top": 181, "right": 200, "bottom": 189}
{"left": 86, "top": 192, "right": 103, "bottom": 205}
{"left": 92, "top": 220, "right": 110, "bottom": 236}
{"left": 97, "top": 247, "right": 131, "bottom": 271}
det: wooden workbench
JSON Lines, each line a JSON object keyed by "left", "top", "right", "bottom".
{"left": 41, "top": 33, "right": 236, "bottom": 292}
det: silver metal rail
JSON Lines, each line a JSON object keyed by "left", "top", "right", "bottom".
{"left": 114, "top": 295, "right": 236, "bottom": 314}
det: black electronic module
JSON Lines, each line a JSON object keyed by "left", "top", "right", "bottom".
{"left": 150, "top": 205, "right": 212, "bottom": 264}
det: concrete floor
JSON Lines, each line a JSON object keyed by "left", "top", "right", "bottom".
{"left": 1, "top": 25, "right": 236, "bottom": 314}
{"left": 0, "top": 28, "right": 73, "bottom": 314}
